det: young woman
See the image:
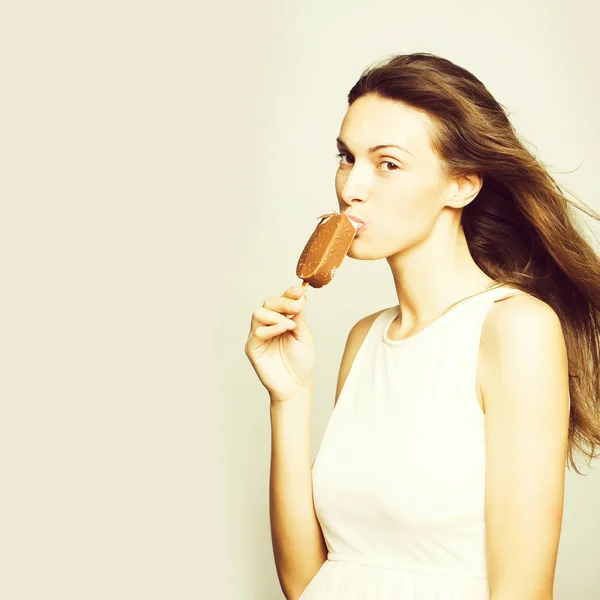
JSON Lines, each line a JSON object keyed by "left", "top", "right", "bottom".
{"left": 245, "top": 53, "right": 600, "bottom": 600}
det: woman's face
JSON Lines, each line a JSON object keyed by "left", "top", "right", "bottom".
{"left": 335, "top": 93, "right": 456, "bottom": 260}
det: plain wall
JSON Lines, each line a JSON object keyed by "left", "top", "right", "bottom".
{"left": 1, "top": 1, "right": 599, "bottom": 599}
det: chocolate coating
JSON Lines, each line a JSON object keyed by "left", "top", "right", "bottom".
{"left": 296, "top": 213, "right": 357, "bottom": 288}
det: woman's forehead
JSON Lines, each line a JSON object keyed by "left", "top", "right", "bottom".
{"left": 339, "top": 96, "right": 435, "bottom": 156}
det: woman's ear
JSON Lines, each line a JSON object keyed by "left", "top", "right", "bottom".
{"left": 448, "top": 172, "right": 483, "bottom": 208}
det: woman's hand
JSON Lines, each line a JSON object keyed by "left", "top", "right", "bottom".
{"left": 245, "top": 286, "right": 315, "bottom": 404}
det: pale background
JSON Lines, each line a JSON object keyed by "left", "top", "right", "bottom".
{"left": 1, "top": 1, "right": 599, "bottom": 599}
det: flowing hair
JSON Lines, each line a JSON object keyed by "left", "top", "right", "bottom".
{"left": 348, "top": 52, "right": 600, "bottom": 474}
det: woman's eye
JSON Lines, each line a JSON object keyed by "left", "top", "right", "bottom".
{"left": 336, "top": 152, "right": 354, "bottom": 165}
{"left": 335, "top": 153, "right": 399, "bottom": 170}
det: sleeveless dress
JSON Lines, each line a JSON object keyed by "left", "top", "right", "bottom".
{"left": 298, "top": 285, "right": 529, "bottom": 600}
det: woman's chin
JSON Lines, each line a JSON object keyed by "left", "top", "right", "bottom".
{"left": 347, "top": 236, "right": 390, "bottom": 261}
{"left": 347, "top": 239, "right": 370, "bottom": 259}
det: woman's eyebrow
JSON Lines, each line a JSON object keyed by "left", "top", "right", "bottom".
{"left": 336, "top": 137, "right": 413, "bottom": 156}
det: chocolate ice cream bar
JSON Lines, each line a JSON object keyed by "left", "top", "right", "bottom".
{"left": 296, "top": 212, "right": 358, "bottom": 289}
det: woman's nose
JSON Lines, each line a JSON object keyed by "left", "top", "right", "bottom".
{"left": 339, "top": 165, "right": 371, "bottom": 205}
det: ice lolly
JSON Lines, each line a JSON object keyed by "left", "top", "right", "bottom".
{"left": 296, "top": 212, "right": 359, "bottom": 291}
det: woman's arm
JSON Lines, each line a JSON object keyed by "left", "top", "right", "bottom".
{"left": 480, "top": 294, "right": 570, "bottom": 600}
{"left": 270, "top": 388, "right": 328, "bottom": 600}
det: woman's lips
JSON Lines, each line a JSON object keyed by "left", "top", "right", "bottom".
{"left": 345, "top": 213, "right": 370, "bottom": 235}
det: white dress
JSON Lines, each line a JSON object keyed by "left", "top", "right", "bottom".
{"left": 298, "top": 285, "right": 527, "bottom": 599}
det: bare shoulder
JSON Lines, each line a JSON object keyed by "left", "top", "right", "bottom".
{"left": 482, "top": 290, "right": 563, "bottom": 348}
{"left": 479, "top": 290, "right": 567, "bottom": 412}
{"left": 334, "top": 307, "right": 391, "bottom": 407}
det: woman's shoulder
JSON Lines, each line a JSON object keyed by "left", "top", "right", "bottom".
{"left": 482, "top": 289, "right": 560, "bottom": 352}
{"left": 480, "top": 289, "right": 564, "bottom": 386}
{"left": 343, "top": 308, "right": 389, "bottom": 354}
{"left": 352, "top": 305, "right": 395, "bottom": 332}
{"left": 486, "top": 288, "right": 558, "bottom": 330}
{"left": 334, "top": 306, "right": 394, "bottom": 407}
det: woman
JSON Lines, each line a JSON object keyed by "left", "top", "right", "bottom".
{"left": 245, "top": 53, "right": 600, "bottom": 599}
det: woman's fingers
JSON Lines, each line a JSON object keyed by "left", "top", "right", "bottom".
{"left": 249, "top": 286, "right": 306, "bottom": 337}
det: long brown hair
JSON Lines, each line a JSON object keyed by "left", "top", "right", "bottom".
{"left": 348, "top": 52, "right": 600, "bottom": 475}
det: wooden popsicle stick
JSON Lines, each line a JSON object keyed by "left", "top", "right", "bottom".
{"left": 300, "top": 280, "right": 309, "bottom": 297}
